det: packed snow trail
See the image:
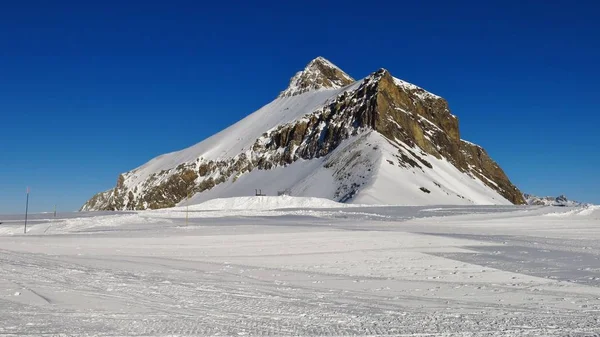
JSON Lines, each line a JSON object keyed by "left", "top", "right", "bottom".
{"left": 0, "top": 205, "right": 599, "bottom": 336}
{"left": 181, "top": 195, "right": 356, "bottom": 210}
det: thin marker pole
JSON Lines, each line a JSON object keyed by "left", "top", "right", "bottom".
{"left": 24, "top": 187, "right": 30, "bottom": 234}
{"left": 54, "top": 204, "right": 56, "bottom": 218}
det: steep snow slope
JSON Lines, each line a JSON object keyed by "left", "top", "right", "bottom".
{"left": 127, "top": 57, "right": 356, "bottom": 190}
{"left": 182, "top": 132, "right": 510, "bottom": 206}
{"left": 126, "top": 85, "right": 359, "bottom": 189}
{"left": 351, "top": 134, "right": 511, "bottom": 205}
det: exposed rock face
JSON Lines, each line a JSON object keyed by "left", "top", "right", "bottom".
{"left": 279, "top": 56, "right": 354, "bottom": 97}
{"left": 80, "top": 189, "right": 113, "bottom": 211}
{"left": 81, "top": 57, "right": 525, "bottom": 211}
{"left": 459, "top": 141, "right": 525, "bottom": 205}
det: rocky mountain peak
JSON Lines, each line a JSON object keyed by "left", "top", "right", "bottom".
{"left": 279, "top": 56, "right": 355, "bottom": 97}
{"left": 524, "top": 194, "right": 582, "bottom": 206}
{"left": 82, "top": 57, "right": 526, "bottom": 211}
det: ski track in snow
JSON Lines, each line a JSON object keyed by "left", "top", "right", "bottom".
{"left": 0, "top": 203, "right": 600, "bottom": 336}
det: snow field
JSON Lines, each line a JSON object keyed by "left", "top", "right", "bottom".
{"left": 0, "top": 203, "right": 599, "bottom": 336}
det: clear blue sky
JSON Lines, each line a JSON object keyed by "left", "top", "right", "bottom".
{"left": 1, "top": 0, "right": 598, "bottom": 213}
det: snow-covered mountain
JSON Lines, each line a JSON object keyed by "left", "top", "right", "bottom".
{"left": 523, "top": 194, "right": 582, "bottom": 207}
{"left": 82, "top": 57, "right": 525, "bottom": 211}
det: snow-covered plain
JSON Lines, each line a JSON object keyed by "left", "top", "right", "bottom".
{"left": 1, "top": 200, "right": 600, "bottom": 336}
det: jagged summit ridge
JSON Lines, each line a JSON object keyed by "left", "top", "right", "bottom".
{"left": 279, "top": 56, "right": 354, "bottom": 97}
{"left": 393, "top": 77, "right": 442, "bottom": 101}
{"left": 524, "top": 194, "right": 583, "bottom": 207}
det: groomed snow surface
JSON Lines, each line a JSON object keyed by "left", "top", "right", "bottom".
{"left": 1, "top": 199, "right": 600, "bottom": 336}
{"left": 181, "top": 195, "right": 356, "bottom": 211}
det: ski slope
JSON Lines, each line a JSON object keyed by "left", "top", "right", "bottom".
{"left": 1, "top": 204, "right": 599, "bottom": 336}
